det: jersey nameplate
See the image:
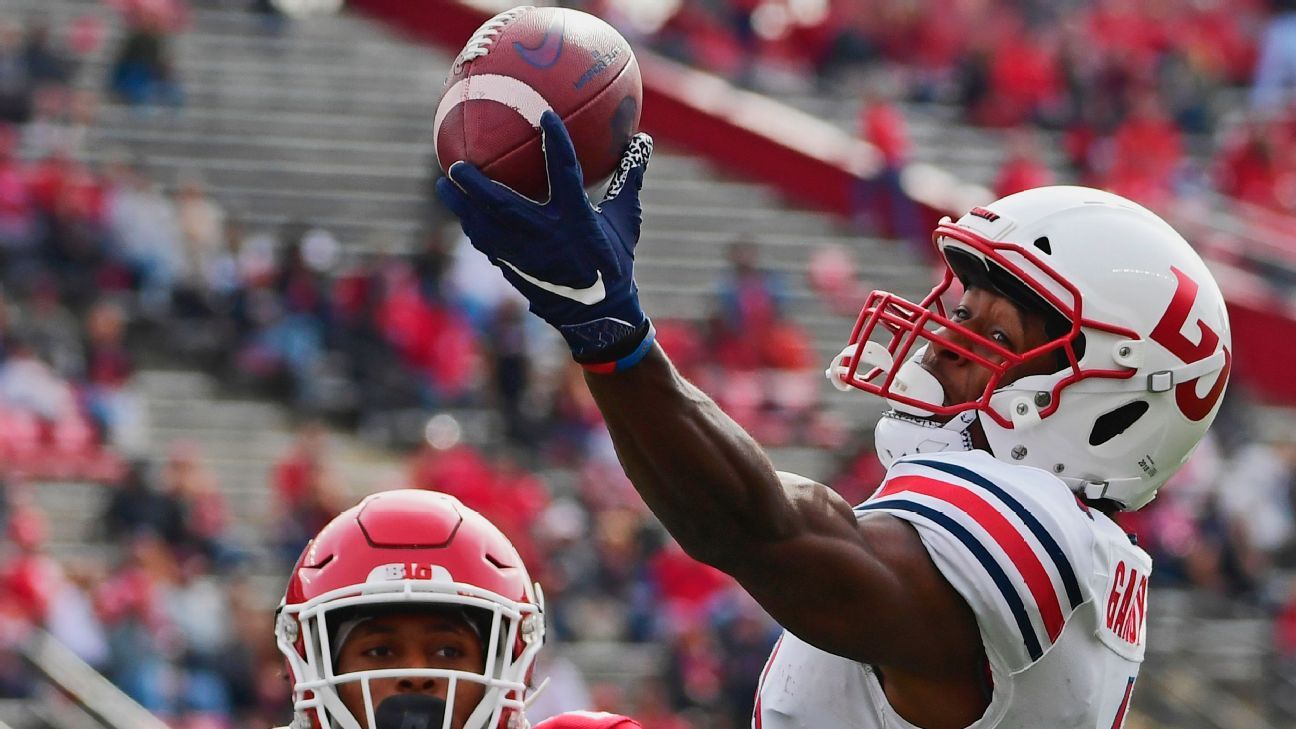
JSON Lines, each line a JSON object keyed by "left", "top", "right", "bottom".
{"left": 1097, "top": 554, "right": 1149, "bottom": 662}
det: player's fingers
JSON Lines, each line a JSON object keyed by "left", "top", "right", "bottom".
{"left": 437, "top": 176, "right": 498, "bottom": 248}
{"left": 447, "top": 161, "right": 544, "bottom": 228}
{"left": 539, "top": 110, "right": 585, "bottom": 205}
{"left": 447, "top": 161, "right": 516, "bottom": 208}
{"left": 437, "top": 174, "right": 529, "bottom": 260}
{"left": 600, "top": 133, "right": 653, "bottom": 255}
{"left": 434, "top": 175, "right": 475, "bottom": 220}
{"left": 602, "top": 132, "right": 653, "bottom": 208}
{"left": 601, "top": 166, "right": 645, "bottom": 258}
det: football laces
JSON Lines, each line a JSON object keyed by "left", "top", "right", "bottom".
{"left": 451, "top": 6, "right": 533, "bottom": 77}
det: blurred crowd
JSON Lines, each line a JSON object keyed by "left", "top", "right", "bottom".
{"left": 0, "top": 449, "right": 288, "bottom": 729}
{"left": 600, "top": 0, "right": 1296, "bottom": 284}
{"left": 1, "top": 1, "right": 1296, "bottom": 728}
{"left": 0, "top": 3, "right": 162, "bottom": 485}
{"left": 0, "top": 3, "right": 821, "bottom": 726}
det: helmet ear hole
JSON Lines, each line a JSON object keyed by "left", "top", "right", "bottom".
{"left": 1033, "top": 236, "right": 1052, "bottom": 255}
{"left": 1088, "top": 400, "right": 1150, "bottom": 447}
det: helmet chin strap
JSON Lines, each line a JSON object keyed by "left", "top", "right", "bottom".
{"left": 874, "top": 408, "right": 978, "bottom": 468}
{"left": 873, "top": 355, "right": 980, "bottom": 466}
{"left": 828, "top": 345, "right": 980, "bottom": 467}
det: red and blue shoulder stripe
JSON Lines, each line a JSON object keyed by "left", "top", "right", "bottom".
{"left": 855, "top": 458, "right": 1084, "bottom": 663}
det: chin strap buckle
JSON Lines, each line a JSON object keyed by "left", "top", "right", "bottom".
{"left": 1145, "top": 350, "right": 1225, "bottom": 393}
{"left": 1147, "top": 371, "right": 1174, "bottom": 393}
{"left": 1081, "top": 480, "right": 1110, "bottom": 501}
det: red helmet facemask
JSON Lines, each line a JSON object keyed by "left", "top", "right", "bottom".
{"left": 829, "top": 219, "right": 1139, "bottom": 430}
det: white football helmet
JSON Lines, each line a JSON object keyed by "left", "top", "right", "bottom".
{"left": 828, "top": 186, "right": 1231, "bottom": 510}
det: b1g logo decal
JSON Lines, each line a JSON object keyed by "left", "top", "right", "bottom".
{"left": 1149, "top": 267, "right": 1231, "bottom": 421}
{"left": 366, "top": 563, "right": 453, "bottom": 583}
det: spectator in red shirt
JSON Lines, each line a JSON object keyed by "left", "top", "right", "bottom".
{"left": 807, "top": 243, "right": 866, "bottom": 317}
{"left": 715, "top": 238, "right": 784, "bottom": 335}
{"left": 95, "top": 532, "right": 176, "bottom": 712}
{"left": 0, "top": 125, "right": 37, "bottom": 280}
{"left": 272, "top": 444, "right": 346, "bottom": 566}
{"left": 25, "top": 152, "right": 74, "bottom": 216}
{"left": 1113, "top": 95, "right": 1184, "bottom": 183}
{"left": 83, "top": 299, "right": 140, "bottom": 446}
{"left": 0, "top": 503, "right": 57, "bottom": 624}
{"left": 272, "top": 420, "right": 329, "bottom": 514}
{"left": 994, "top": 130, "right": 1055, "bottom": 198}
{"left": 377, "top": 267, "right": 478, "bottom": 407}
{"left": 162, "top": 441, "right": 236, "bottom": 567}
{"left": 650, "top": 540, "right": 731, "bottom": 627}
{"left": 1216, "top": 117, "right": 1283, "bottom": 209}
{"left": 854, "top": 85, "right": 922, "bottom": 243}
{"left": 84, "top": 300, "right": 132, "bottom": 389}
{"left": 986, "top": 27, "right": 1061, "bottom": 128}
{"left": 665, "top": 621, "right": 724, "bottom": 715}
{"left": 859, "top": 91, "right": 910, "bottom": 168}
{"left": 1083, "top": 0, "right": 1168, "bottom": 67}
{"left": 758, "top": 313, "right": 814, "bottom": 372}
{"left": 1278, "top": 581, "right": 1296, "bottom": 659}
{"left": 408, "top": 425, "right": 496, "bottom": 511}
{"left": 652, "top": 318, "right": 705, "bottom": 381}
{"left": 1103, "top": 94, "right": 1184, "bottom": 207}
{"left": 481, "top": 453, "right": 550, "bottom": 568}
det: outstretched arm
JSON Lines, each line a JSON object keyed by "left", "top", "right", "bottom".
{"left": 436, "top": 113, "right": 980, "bottom": 676}
{"left": 584, "top": 349, "right": 783, "bottom": 559}
{"left": 584, "top": 346, "right": 981, "bottom": 675}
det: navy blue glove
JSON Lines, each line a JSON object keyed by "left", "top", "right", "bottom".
{"left": 436, "top": 111, "right": 654, "bottom": 370}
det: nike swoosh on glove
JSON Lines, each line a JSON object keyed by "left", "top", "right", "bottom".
{"left": 436, "top": 111, "right": 654, "bottom": 368}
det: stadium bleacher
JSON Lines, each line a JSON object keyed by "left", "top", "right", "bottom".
{"left": 0, "top": 1, "right": 1293, "bottom": 729}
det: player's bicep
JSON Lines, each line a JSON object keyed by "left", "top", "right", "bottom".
{"left": 725, "top": 473, "right": 982, "bottom": 674}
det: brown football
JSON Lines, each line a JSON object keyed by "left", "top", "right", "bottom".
{"left": 433, "top": 6, "right": 643, "bottom": 201}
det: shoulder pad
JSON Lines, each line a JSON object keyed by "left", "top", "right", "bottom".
{"left": 858, "top": 452, "right": 1096, "bottom": 671}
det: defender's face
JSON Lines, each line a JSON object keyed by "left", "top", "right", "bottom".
{"left": 335, "top": 610, "right": 486, "bottom": 729}
{"left": 921, "top": 287, "right": 1058, "bottom": 409}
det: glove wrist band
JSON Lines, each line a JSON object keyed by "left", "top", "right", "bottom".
{"left": 579, "top": 320, "right": 656, "bottom": 374}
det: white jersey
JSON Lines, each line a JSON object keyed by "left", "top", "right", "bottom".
{"left": 755, "top": 450, "right": 1149, "bottom": 729}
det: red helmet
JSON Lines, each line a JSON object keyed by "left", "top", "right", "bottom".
{"left": 275, "top": 490, "right": 545, "bottom": 729}
{"left": 532, "top": 712, "right": 643, "bottom": 729}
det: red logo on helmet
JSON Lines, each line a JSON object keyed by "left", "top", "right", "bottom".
{"left": 366, "top": 562, "right": 454, "bottom": 583}
{"left": 1149, "top": 267, "right": 1230, "bottom": 421}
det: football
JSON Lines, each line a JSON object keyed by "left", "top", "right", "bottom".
{"left": 433, "top": 6, "right": 643, "bottom": 201}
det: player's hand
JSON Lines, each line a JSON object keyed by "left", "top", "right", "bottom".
{"left": 436, "top": 111, "right": 654, "bottom": 370}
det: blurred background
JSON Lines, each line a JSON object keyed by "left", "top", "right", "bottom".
{"left": 0, "top": 0, "right": 1294, "bottom": 727}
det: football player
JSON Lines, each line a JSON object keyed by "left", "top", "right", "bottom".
{"left": 436, "top": 112, "right": 1232, "bottom": 728}
{"left": 274, "top": 489, "right": 643, "bottom": 729}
